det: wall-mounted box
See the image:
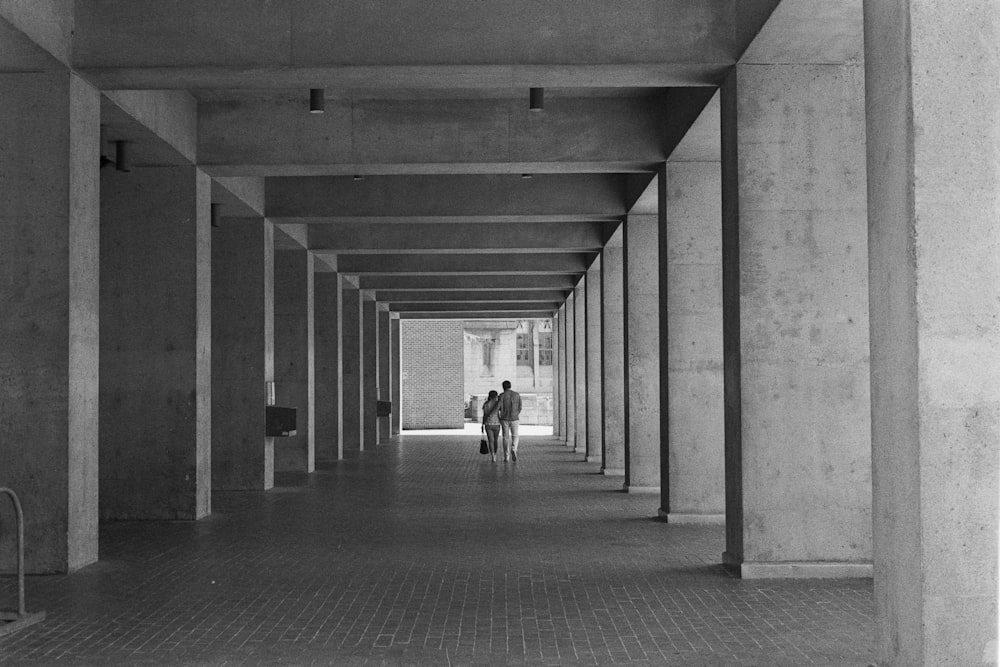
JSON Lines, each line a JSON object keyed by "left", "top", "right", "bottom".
{"left": 265, "top": 406, "right": 297, "bottom": 437}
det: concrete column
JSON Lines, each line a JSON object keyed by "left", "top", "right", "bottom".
{"left": 865, "top": 1, "right": 999, "bottom": 662}
{"left": 564, "top": 293, "right": 576, "bottom": 449}
{"left": 601, "top": 227, "right": 626, "bottom": 476}
{"left": 341, "top": 283, "right": 363, "bottom": 452}
{"left": 377, "top": 306, "right": 391, "bottom": 443}
{"left": 552, "top": 311, "right": 561, "bottom": 439}
{"left": 664, "top": 161, "right": 725, "bottom": 523}
{"left": 100, "top": 164, "right": 212, "bottom": 520}
{"left": 720, "top": 64, "right": 871, "bottom": 578}
{"left": 585, "top": 257, "right": 603, "bottom": 464}
{"left": 390, "top": 314, "right": 402, "bottom": 435}
{"left": 315, "top": 272, "right": 342, "bottom": 463}
{"left": 555, "top": 306, "right": 566, "bottom": 442}
{"left": 273, "top": 249, "right": 315, "bottom": 473}
{"left": 573, "top": 276, "right": 588, "bottom": 455}
{"left": 362, "top": 293, "right": 378, "bottom": 448}
{"left": 0, "top": 72, "right": 99, "bottom": 573}
{"left": 624, "top": 212, "right": 662, "bottom": 494}
{"left": 211, "top": 217, "right": 275, "bottom": 490}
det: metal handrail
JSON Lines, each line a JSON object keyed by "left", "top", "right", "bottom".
{"left": 0, "top": 487, "right": 44, "bottom": 636}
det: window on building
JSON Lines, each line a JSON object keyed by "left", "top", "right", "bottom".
{"left": 516, "top": 333, "right": 532, "bottom": 366}
{"left": 482, "top": 338, "right": 494, "bottom": 368}
{"left": 538, "top": 332, "right": 553, "bottom": 366}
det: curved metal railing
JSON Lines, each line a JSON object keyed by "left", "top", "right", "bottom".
{"left": 0, "top": 487, "right": 45, "bottom": 637}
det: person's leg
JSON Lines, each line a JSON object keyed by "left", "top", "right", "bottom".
{"left": 510, "top": 421, "right": 520, "bottom": 460}
{"left": 500, "top": 421, "right": 511, "bottom": 460}
{"left": 487, "top": 426, "right": 499, "bottom": 461}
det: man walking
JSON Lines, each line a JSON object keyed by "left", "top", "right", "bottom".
{"left": 498, "top": 380, "right": 522, "bottom": 461}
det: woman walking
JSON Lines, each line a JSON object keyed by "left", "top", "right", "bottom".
{"left": 481, "top": 390, "right": 502, "bottom": 462}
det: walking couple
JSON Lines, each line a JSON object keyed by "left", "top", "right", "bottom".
{"left": 480, "top": 380, "right": 521, "bottom": 463}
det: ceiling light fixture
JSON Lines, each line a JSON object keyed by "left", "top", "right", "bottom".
{"left": 521, "top": 173, "right": 533, "bottom": 179}
{"left": 529, "top": 87, "right": 544, "bottom": 112}
{"left": 309, "top": 88, "right": 325, "bottom": 113}
{"left": 353, "top": 175, "right": 364, "bottom": 181}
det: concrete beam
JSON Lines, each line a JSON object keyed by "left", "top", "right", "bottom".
{"left": 72, "top": 1, "right": 739, "bottom": 80}
{"left": 390, "top": 302, "right": 561, "bottom": 312}
{"left": 266, "top": 174, "right": 626, "bottom": 218}
{"left": 102, "top": 90, "right": 197, "bottom": 164}
{"left": 400, "top": 311, "right": 555, "bottom": 320}
{"left": 307, "top": 222, "right": 614, "bottom": 252}
{"left": 331, "top": 252, "right": 594, "bottom": 275}
{"left": 213, "top": 177, "right": 265, "bottom": 217}
{"left": 358, "top": 274, "right": 579, "bottom": 290}
{"left": 740, "top": 0, "right": 863, "bottom": 64}
{"left": 374, "top": 290, "right": 568, "bottom": 303}
{"left": 199, "top": 96, "right": 683, "bottom": 173}
{"left": 0, "top": 2, "right": 74, "bottom": 67}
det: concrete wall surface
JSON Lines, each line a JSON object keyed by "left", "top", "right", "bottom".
{"left": 601, "top": 228, "right": 626, "bottom": 476}
{"left": 665, "top": 162, "right": 725, "bottom": 517}
{"left": 273, "top": 249, "right": 314, "bottom": 472}
{"left": 865, "top": 0, "right": 1000, "bottom": 663}
{"left": 341, "top": 287, "right": 363, "bottom": 451}
{"left": 100, "top": 165, "right": 212, "bottom": 521}
{"left": 314, "top": 272, "right": 342, "bottom": 462}
{"left": 0, "top": 72, "right": 99, "bottom": 573}
{"left": 722, "top": 63, "right": 872, "bottom": 569}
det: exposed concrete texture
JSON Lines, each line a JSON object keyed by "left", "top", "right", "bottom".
{"left": 601, "top": 226, "right": 626, "bottom": 476}
{"left": 0, "top": 0, "right": 74, "bottom": 66}
{"left": 740, "top": 0, "right": 863, "bottom": 65}
{"left": 103, "top": 90, "right": 197, "bottom": 164}
{"left": 390, "top": 315, "right": 401, "bottom": 435}
{"left": 624, "top": 214, "right": 661, "bottom": 492}
{"left": 552, "top": 311, "right": 561, "bottom": 440}
{"left": 378, "top": 307, "right": 391, "bottom": 443}
{"left": 585, "top": 258, "right": 602, "bottom": 463}
{"left": 864, "top": 1, "right": 1000, "bottom": 663}
{"left": 362, "top": 295, "right": 378, "bottom": 448}
{"left": 665, "top": 162, "right": 725, "bottom": 519}
{"left": 273, "top": 249, "right": 315, "bottom": 473}
{"left": 314, "top": 272, "right": 342, "bottom": 463}
{"left": 211, "top": 218, "right": 275, "bottom": 490}
{"left": 0, "top": 72, "right": 99, "bottom": 573}
{"left": 564, "top": 293, "right": 576, "bottom": 449}
{"left": 341, "top": 286, "right": 363, "bottom": 452}
{"left": 720, "top": 64, "right": 871, "bottom": 573}
{"left": 100, "top": 165, "right": 212, "bottom": 521}
{"left": 573, "top": 277, "right": 587, "bottom": 454}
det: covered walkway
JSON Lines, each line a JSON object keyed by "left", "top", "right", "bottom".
{"left": 1, "top": 434, "right": 873, "bottom": 666}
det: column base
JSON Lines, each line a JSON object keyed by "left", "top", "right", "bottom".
{"left": 657, "top": 510, "right": 725, "bottom": 524}
{"left": 602, "top": 467, "right": 625, "bottom": 476}
{"left": 723, "top": 552, "right": 873, "bottom": 579}
{"left": 623, "top": 484, "right": 660, "bottom": 495}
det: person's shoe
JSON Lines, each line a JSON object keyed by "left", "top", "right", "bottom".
{"left": 503, "top": 456, "right": 509, "bottom": 462}
{"left": 511, "top": 450, "right": 518, "bottom": 462}
{"left": 491, "top": 456, "right": 496, "bottom": 462}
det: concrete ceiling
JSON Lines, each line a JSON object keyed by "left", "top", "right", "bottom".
{"left": 0, "top": 0, "right": 864, "bottom": 318}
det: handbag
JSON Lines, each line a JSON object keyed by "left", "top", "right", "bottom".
{"left": 480, "top": 438, "right": 489, "bottom": 454}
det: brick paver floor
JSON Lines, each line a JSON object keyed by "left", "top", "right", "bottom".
{"left": 1, "top": 433, "right": 875, "bottom": 666}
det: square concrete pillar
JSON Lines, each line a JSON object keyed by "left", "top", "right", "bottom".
{"left": 720, "top": 64, "right": 872, "bottom": 578}
{"left": 585, "top": 257, "right": 603, "bottom": 463}
{"left": 563, "top": 294, "right": 576, "bottom": 449}
{"left": 601, "top": 227, "right": 626, "bottom": 476}
{"left": 624, "top": 212, "right": 662, "bottom": 494}
{"left": 341, "top": 283, "right": 363, "bottom": 452}
{"left": 390, "top": 314, "right": 402, "bottom": 435}
{"left": 273, "top": 249, "right": 315, "bottom": 473}
{"left": 664, "top": 161, "right": 725, "bottom": 523}
{"left": 377, "top": 306, "right": 391, "bottom": 443}
{"left": 573, "top": 276, "right": 588, "bottom": 455}
{"left": 0, "top": 72, "right": 99, "bottom": 573}
{"left": 100, "top": 165, "right": 212, "bottom": 521}
{"left": 211, "top": 217, "right": 275, "bottom": 490}
{"left": 865, "top": 1, "right": 999, "bottom": 662}
{"left": 315, "top": 272, "right": 342, "bottom": 463}
{"left": 362, "top": 293, "right": 378, "bottom": 448}
{"left": 552, "top": 311, "right": 561, "bottom": 439}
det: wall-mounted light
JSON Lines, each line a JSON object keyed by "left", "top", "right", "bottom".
{"left": 309, "top": 88, "right": 325, "bottom": 113}
{"left": 114, "top": 140, "right": 131, "bottom": 172}
{"left": 529, "top": 87, "right": 544, "bottom": 112}
{"left": 210, "top": 203, "right": 221, "bottom": 228}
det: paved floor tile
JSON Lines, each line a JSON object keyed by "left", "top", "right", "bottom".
{"left": 1, "top": 434, "right": 875, "bottom": 665}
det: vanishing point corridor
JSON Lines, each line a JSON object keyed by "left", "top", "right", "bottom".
{"left": 1, "top": 433, "right": 874, "bottom": 666}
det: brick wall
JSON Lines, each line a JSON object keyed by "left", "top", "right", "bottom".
{"left": 401, "top": 320, "right": 465, "bottom": 429}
